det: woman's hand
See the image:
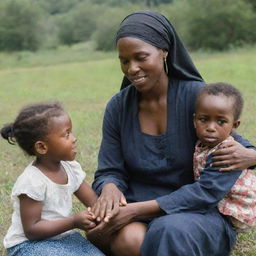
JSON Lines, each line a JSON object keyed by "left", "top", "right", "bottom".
{"left": 73, "top": 210, "right": 97, "bottom": 231}
{"left": 212, "top": 140, "right": 256, "bottom": 171}
{"left": 100, "top": 204, "right": 136, "bottom": 234}
{"left": 86, "top": 200, "right": 160, "bottom": 252}
{"left": 91, "top": 183, "right": 127, "bottom": 222}
{"left": 86, "top": 204, "right": 136, "bottom": 239}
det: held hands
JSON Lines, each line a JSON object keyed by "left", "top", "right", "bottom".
{"left": 70, "top": 183, "right": 126, "bottom": 233}
{"left": 86, "top": 184, "right": 129, "bottom": 243}
{"left": 72, "top": 210, "right": 97, "bottom": 231}
{"left": 212, "top": 140, "right": 256, "bottom": 171}
{"left": 91, "top": 183, "right": 127, "bottom": 223}
{"left": 86, "top": 203, "right": 136, "bottom": 241}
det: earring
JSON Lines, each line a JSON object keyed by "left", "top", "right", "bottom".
{"left": 164, "top": 56, "right": 168, "bottom": 75}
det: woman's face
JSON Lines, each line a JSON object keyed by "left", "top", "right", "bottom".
{"left": 117, "top": 37, "right": 167, "bottom": 93}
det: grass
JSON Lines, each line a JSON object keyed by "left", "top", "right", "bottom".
{"left": 0, "top": 43, "right": 255, "bottom": 255}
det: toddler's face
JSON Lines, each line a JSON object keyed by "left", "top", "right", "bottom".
{"left": 194, "top": 94, "right": 239, "bottom": 148}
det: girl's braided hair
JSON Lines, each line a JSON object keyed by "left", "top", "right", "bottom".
{"left": 1, "top": 102, "right": 64, "bottom": 155}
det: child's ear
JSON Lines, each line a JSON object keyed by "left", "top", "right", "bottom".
{"left": 34, "top": 141, "right": 48, "bottom": 155}
{"left": 233, "top": 120, "right": 240, "bottom": 129}
{"left": 193, "top": 113, "right": 196, "bottom": 128}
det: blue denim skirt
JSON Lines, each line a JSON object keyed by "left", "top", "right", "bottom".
{"left": 7, "top": 232, "right": 105, "bottom": 256}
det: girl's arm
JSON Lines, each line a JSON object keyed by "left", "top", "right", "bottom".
{"left": 19, "top": 194, "right": 96, "bottom": 240}
{"left": 74, "top": 181, "right": 98, "bottom": 208}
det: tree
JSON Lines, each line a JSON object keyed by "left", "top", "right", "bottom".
{"left": 0, "top": 0, "right": 43, "bottom": 51}
{"left": 244, "top": 0, "right": 256, "bottom": 10}
{"left": 92, "top": 0, "right": 173, "bottom": 6}
{"left": 145, "top": 0, "right": 173, "bottom": 6}
{"left": 36, "top": 0, "right": 82, "bottom": 15}
{"left": 92, "top": 7, "right": 136, "bottom": 51}
{"left": 57, "top": 2, "right": 101, "bottom": 45}
{"left": 183, "top": 0, "right": 256, "bottom": 50}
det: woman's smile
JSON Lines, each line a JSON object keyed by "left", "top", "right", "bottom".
{"left": 130, "top": 76, "right": 147, "bottom": 86}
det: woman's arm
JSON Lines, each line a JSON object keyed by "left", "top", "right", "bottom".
{"left": 19, "top": 194, "right": 96, "bottom": 240}
{"left": 212, "top": 133, "right": 256, "bottom": 171}
{"left": 92, "top": 97, "right": 129, "bottom": 195}
{"left": 87, "top": 159, "right": 240, "bottom": 237}
{"left": 92, "top": 96, "right": 129, "bottom": 220}
{"left": 87, "top": 200, "right": 163, "bottom": 237}
{"left": 156, "top": 155, "right": 242, "bottom": 214}
{"left": 129, "top": 136, "right": 246, "bottom": 217}
{"left": 88, "top": 155, "right": 242, "bottom": 235}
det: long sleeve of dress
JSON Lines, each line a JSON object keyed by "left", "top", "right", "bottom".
{"left": 156, "top": 155, "right": 242, "bottom": 214}
{"left": 92, "top": 96, "right": 129, "bottom": 195}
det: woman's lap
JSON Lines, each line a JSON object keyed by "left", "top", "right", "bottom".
{"left": 141, "top": 210, "right": 236, "bottom": 256}
{"left": 7, "top": 232, "right": 105, "bottom": 256}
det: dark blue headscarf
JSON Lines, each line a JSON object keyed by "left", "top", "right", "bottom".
{"left": 116, "top": 10, "right": 203, "bottom": 90}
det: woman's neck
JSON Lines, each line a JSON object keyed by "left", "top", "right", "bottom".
{"left": 140, "top": 76, "right": 169, "bottom": 102}
{"left": 138, "top": 76, "right": 169, "bottom": 135}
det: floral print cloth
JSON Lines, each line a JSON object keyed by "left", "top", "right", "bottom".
{"left": 193, "top": 136, "right": 256, "bottom": 232}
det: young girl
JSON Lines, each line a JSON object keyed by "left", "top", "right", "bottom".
{"left": 193, "top": 82, "right": 256, "bottom": 232}
{"left": 1, "top": 102, "right": 105, "bottom": 256}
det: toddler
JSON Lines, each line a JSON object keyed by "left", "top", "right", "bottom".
{"left": 193, "top": 82, "right": 256, "bottom": 232}
{"left": 1, "top": 102, "right": 104, "bottom": 255}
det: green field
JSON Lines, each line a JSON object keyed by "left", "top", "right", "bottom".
{"left": 0, "top": 44, "right": 255, "bottom": 255}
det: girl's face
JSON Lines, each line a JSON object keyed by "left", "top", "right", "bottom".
{"left": 44, "top": 114, "right": 77, "bottom": 161}
{"left": 117, "top": 37, "right": 167, "bottom": 93}
{"left": 194, "top": 94, "right": 240, "bottom": 148}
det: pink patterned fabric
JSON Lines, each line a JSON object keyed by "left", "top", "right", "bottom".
{"left": 193, "top": 136, "right": 256, "bottom": 232}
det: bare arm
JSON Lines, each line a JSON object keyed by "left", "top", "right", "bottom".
{"left": 19, "top": 194, "right": 96, "bottom": 240}
{"left": 74, "top": 181, "right": 98, "bottom": 208}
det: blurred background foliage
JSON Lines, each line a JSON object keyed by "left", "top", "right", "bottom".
{"left": 0, "top": 0, "right": 255, "bottom": 52}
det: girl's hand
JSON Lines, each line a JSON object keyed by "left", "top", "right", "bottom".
{"left": 73, "top": 210, "right": 97, "bottom": 231}
{"left": 212, "top": 140, "right": 256, "bottom": 171}
{"left": 91, "top": 183, "right": 127, "bottom": 223}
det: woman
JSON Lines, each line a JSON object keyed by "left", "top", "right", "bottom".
{"left": 88, "top": 11, "right": 256, "bottom": 256}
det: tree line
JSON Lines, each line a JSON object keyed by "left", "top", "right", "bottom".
{"left": 0, "top": 0, "right": 255, "bottom": 52}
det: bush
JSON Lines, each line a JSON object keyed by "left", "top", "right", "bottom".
{"left": 183, "top": 0, "right": 256, "bottom": 50}
{"left": 159, "top": 1, "right": 191, "bottom": 44}
{"left": 57, "top": 2, "right": 102, "bottom": 45}
{"left": 92, "top": 9, "right": 126, "bottom": 51}
{"left": 0, "top": 0, "right": 43, "bottom": 51}
{"left": 92, "top": 5, "right": 146, "bottom": 51}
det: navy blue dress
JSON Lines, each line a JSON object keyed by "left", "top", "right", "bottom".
{"left": 92, "top": 79, "right": 252, "bottom": 256}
